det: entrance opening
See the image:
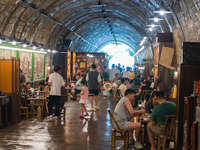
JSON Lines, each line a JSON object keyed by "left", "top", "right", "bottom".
{"left": 99, "top": 43, "right": 134, "bottom": 69}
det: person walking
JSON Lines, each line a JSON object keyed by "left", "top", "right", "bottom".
{"left": 47, "top": 66, "right": 65, "bottom": 121}
{"left": 79, "top": 79, "right": 89, "bottom": 118}
{"left": 109, "top": 64, "right": 116, "bottom": 82}
{"left": 86, "top": 64, "right": 101, "bottom": 111}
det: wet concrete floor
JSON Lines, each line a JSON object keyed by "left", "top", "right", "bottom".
{"left": 0, "top": 94, "right": 137, "bottom": 150}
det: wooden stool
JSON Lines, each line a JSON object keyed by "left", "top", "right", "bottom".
{"left": 20, "top": 106, "right": 29, "bottom": 119}
{"left": 157, "top": 115, "right": 176, "bottom": 150}
{"left": 108, "top": 109, "right": 129, "bottom": 148}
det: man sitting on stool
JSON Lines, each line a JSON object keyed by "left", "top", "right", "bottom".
{"left": 114, "top": 89, "right": 145, "bottom": 148}
{"left": 147, "top": 91, "right": 176, "bottom": 150}
{"left": 71, "top": 74, "right": 82, "bottom": 100}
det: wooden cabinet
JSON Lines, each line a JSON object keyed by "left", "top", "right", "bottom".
{"left": 0, "top": 58, "right": 20, "bottom": 124}
{"left": 177, "top": 42, "right": 200, "bottom": 149}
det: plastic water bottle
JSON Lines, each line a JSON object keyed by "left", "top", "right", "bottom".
{"left": 37, "top": 91, "right": 39, "bottom": 98}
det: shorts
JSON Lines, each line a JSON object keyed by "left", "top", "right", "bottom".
{"left": 117, "top": 121, "right": 129, "bottom": 130}
{"left": 149, "top": 123, "right": 164, "bottom": 137}
{"left": 89, "top": 89, "right": 99, "bottom": 96}
{"left": 75, "top": 89, "right": 81, "bottom": 95}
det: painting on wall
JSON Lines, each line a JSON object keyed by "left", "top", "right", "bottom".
{"left": 40, "top": 58, "right": 43, "bottom": 75}
{"left": 79, "top": 61, "right": 86, "bottom": 69}
{"left": 37, "top": 60, "right": 40, "bottom": 76}
{"left": 28, "top": 61, "right": 32, "bottom": 78}
{"left": 20, "top": 61, "right": 23, "bottom": 70}
{"left": 23, "top": 57, "right": 28, "bottom": 74}
{"left": 34, "top": 58, "right": 37, "bottom": 73}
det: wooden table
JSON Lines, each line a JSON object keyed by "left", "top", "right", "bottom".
{"left": 140, "top": 116, "right": 151, "bottom": 146}
{"left": 0, "top": 96, "right": 9, "bottom": 127}
{"left": 26, "top": 98, "right": 47, "bottom": 120}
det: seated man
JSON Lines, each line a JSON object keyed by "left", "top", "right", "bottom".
{"left": 27, "top": 82, "right": 34, "bottom": 95}
{"left": 118, "top": 78, "right": 129, "bottom": 97}
{"left": 145, "top": 91, "right": 158, "bottom": 116}
{"left": 147, "top": 91, "right": 176, "bottom": 150}
{"left": 71, "top": 74, "right": 82, "bottom": 99}
{"left": 114, "top": 89, "right": 145, "bottom": 149}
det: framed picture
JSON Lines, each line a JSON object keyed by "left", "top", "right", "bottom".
{"left": 34, "top": 58, "right": 37, "bottom": 73}
{"left": 37, "top": 60, "right": 40, "bottom": 76}
{"left": 40, "top": 58, "right": 43, "bottom": 75}
{"left": 20, "top": 61, "right": 23, "bottom": 70}
{"left": 79, "top": 61, "right": 86, "bottom": 69}
{"left": 23, "top": 57, "right": 28, "bottom": 74}
{"left": 28, "top": 61, "right": 32, "bottom": 78}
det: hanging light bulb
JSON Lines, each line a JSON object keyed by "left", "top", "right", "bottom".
{"left": 52, "top": 50, "right": 57, "bottom": 53}
{"left": 149, "top": 28, "right": 153, "bottom": 31}
{"left": 31, "top": 42, "right": 39, "bottom": 50}
{"left": 154, "top": 1, "right": 171, "bottom": 15}
{"left": 8, "top": 37, "right": 21, "bottom": 45}
{"left": 149, "top": 15, "right": 163, "bottom": 22}
{"left": 21, "top": 39, "right": 29, "bottom": 48}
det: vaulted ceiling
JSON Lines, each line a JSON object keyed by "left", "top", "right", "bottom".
{"left": 0, "top": 0, "right": 178, "bottom": 56}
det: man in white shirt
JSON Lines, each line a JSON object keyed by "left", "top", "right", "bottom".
{"left": 122, "top": 67, "right": 132, "bottom": 79}
{"left": 119, "top": 78, "right": 129, "bottom": 97}
{"left": 48, "top": 66, "right": 65, "bottom": 120}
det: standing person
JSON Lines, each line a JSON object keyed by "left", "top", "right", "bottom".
{"left": 20, "top": 69, "right": 26, "bottom": 88}
{"left": 122, "top": 65, "right": 126, "bottom": 73}
{"left": 109, "top": 64, "right": 116, "bottom": 82}
{"left": 122, "top": 67, "right": 131, "bottom": 79}
{"left": 79, "top": 80, "right": 89, "bottom": 118}
{"left": 47, "top": 66, "right": 65, "bottom": 121}
{"left": 86, "top": 64, "right": 101, "bottom": 111}
{"left": 115, "top": 66, "right": 120, "bottom": 75}
{"left": 118, "top": 63, "right": 122, "bottom": 73}
{"left": 102, "top": 66, "right": 109, "bottom": 99}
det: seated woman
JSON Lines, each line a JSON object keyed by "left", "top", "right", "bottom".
{"left": 37, "top": 81, "right": 50, "bottom": 98}
{"left": 114, "top": 89, "right": 145, "bottom": 149}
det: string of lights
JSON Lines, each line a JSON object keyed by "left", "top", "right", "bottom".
{"left": 133, "top": 0, "right": 172, "bottom": 57}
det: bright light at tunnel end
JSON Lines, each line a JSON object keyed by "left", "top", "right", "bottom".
{"left": 99, "top": 43, "right": 135, "bottom": 69}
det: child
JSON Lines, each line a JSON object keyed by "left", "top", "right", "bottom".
{"left": 79, "top": 79, "right": 89, "bottom": 118}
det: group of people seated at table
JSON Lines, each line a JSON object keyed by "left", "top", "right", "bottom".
{"left": 21, "top": 80, "right": 50, "bottom": 114}
{"left": 114, "top": 89, "right": 176, "bottom": 149}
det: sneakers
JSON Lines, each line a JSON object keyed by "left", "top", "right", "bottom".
{"left": 46, "top": 115, "right": 53, "bottom": 121}
{"left": 90, "top": 107, "right": 94, "bottom": 111}
{"left": 84, "top": 113, "right": 89, "bottom": 116}
{"left": 95, "top": 106, "right": 99, "bottom": 109}
{"left": 79, "top": 115, "right": 84, "bottom": 118}
{"left": 133, "top": 142, "right": 143, "bottom": 149}
{"left": 54, "top": 116, "right": 58, "bottom": 121}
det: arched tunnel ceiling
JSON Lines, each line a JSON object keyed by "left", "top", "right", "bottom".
{"left": 0, "top": 0, "right": 174, "bottom": 53}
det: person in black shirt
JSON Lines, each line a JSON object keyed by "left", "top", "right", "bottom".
{"left": 145, "top": 91, "right": 158, "bottom": 115}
